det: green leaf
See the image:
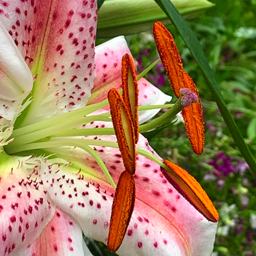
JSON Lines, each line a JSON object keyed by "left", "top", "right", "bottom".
{"left": 247, "top": 118, "right": 256, "bottom": 140}
{"left": 97, "top": 0, "right": 213, "bottom": 38}
{"left": 154, "top": 0, "right": 256, "bottom": 173}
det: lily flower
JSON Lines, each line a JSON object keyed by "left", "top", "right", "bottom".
{"left": 0, "top": 1, "right": 218, "bottom": 256}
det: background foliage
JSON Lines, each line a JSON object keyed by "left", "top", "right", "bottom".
{"left": 91, "top": 0, "right": 256, "bottom": 255}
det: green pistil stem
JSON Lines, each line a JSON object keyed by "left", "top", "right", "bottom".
{"left": 137, "top": 58, "right": 161, "bottom": 81}
{"left": 138, "top": 104, "right": 174, "bottom": 111}
{"left": 139, "top": 97, "right": 183, "bottom": 133}
{"left": 12, "top": 98, "right": 109, "bottom": 138}
{"left": 7, "top": 114, "right": 111, "bottom": 150}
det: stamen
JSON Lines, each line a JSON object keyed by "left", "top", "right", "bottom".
{"left": 162, "top": 159, "right": 219, "bottom": 222}
{"left": 122, "top": 54, "right": 139, "bottom": 143}
{"left": 108, "top": 170, "right": 135, "bottom": 252}
{"left": 108, "top": 88, "right": 136, "bottom": 175}
{"left": 153, "top": 21, "right": 204, "bottom": 155}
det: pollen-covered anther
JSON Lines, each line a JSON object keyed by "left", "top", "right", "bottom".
{"left": 181, "top": 71, "right": 204, "bottom": 155}
{"left": 153, "top": 21, "right": 184, "bottom": 97}
{"left": 121, "top": 53, "right": 139, "bottom": 143}
{"left": 108, "top": 88, "right": 136, "bottom": 174}
{"left": 108, "top": 170, "right": 135, "bottom": 252}
{"left": 162, "top": 159, "right": 219, "bottom": 223}
{"left": 153, "top": 21, "right": 205, "bottom": 155}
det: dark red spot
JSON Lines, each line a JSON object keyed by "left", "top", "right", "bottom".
{"left": 68, "top": 237, "right": 72, "bottom": 242}
{"left": 138, "top": 242, "right": 143, "bottom": 248}
{"left": 65, "top": 19, "right": 71, "bottom": 29}
{"left": 142, "top": 177, "right": 149, "bottom": 182}
{"left": 56, "top": 44, "right": 62, "bottom": 51}
{"left": 154, "top": 242, "right": 158, "bottom": 248}
{"left": 69, "top": 10, "right": 74, "bottom": 16}
{"left": 51, "top": 226, "right": 55, "bottom": 231}
{"left": 102, "top": 64, "right": 107, "bottom": 68}
{"left": 127, "top": 229, "right": 133, "bottom": 236}
{"left": 137, "top": 217, "right": 143, "bottom": 222}
{"left": 163, "top": 239, "right": 167, "bottom": 245}
{"left": 176, "top": 195, "right": 180, "bottom": 199}
{"left": 97, "top": 203, "right": 101, "bottom": 209}
{"left": 10, "top": 216, "right": 16, "bottom": 223}
{"left": 89, "top": 200, "right": 93, "bottom": 206}
{"left": 171, "top": 206, "right": 177, "bottom": 212}
{"left": 145, "top": 230, "right": 149, "bottom": 235}
{"left": 152, "top": 190, "right": 161, "bottom": 197}
{"left": 93, "top": 219, "right": 97, "bottom": 225}
{"left": 15, "top": 8, "right": 21, "bottom": 14}
{"left": 53, "top": 244, "right": 58, "bottom": 252}
{"left": 2, "top": 234, "right": 6, "bottom": 241}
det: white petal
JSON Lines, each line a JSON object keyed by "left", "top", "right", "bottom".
{"left": 0, "top": 22, "right": 33, "bottom": 101}
{"left": 138, "top": 78, "right": 172, "bottom": 124}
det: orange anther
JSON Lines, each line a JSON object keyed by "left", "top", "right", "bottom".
{"left": 108, "top": 88, "right": 136, "bottom": 174}
{"left": 122, "top": 53, "right": 139, "bottom": 143}
{"left": 181, "top": 71, "right": 204, "bottom": 155}
{"left": 153, "top": 21, "right": 184, "bottom": 97}
{"left": 163, "top": 159, "right": 219, "bottom": 222}
{"left": 153, "top": 21, "right": 205, "bottom": 155}
{"left": 108, "top": 170, "right": 136, "bottom": 252}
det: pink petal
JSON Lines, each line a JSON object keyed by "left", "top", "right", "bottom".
{"left": 19, "top": 209, "right": 93, "bottom": 256}
{"left": 88, "top": 36, "right": 131, "bottom": 105}
{"left": 0, "top": 1, "right": 97, "bottom": 124}
{"left": 0, "top": 154, "right": 55, "bottom": 256}
{"left": 42, "top": 135, "right": 217, "bottom": 256}
{"left": 89, "top": 36, "right": 171, "bottom": 123}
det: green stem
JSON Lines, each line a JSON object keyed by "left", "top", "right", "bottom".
{"left": 6, "top": 114, "right": 111, "bottom": 149}
{"left": 137, "top": 58, "right": 161, "bottom": 80}
{"left": 139, "top": 97, "right": 183, "bottom": 133}
{"left": 12, "top": 99, "right": 109, "bottom": 138}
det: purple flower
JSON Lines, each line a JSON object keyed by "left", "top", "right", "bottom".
{"left": 209, "top": 152, "right": 235, "bottom": 177}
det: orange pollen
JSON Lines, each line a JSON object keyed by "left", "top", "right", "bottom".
{"left": 153, "top": 21, "right": 205, "bottom": 155}
{"left": 107, "top": 170, "right": 136, "bottom": 252}
{"left": 122, "top": 53, "right": 139, "bottom": 143}
{"left": 108, "top": 88, "right": 136, "bottom": 174}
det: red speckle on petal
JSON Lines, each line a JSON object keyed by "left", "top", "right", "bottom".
{"left": 152, "top": 190, "right": 161, "bottom": 197}
{"left": 10, "top": 216, "right": 16, "bottom": 223}
{"left": 138, "top": 242, "right": 143, "bottom": 248}
{"left": 154, "top": 242, "right": 158, "bottom": 248}
{"left": 53, "top": 244, "right": 58, "bottom": 251}
{"left": 127, "top": 229, "right": 133, "bottom": 236}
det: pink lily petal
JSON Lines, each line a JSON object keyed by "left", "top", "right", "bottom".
{"left": 88, "top": 36, "right": 171, "bottom": 123}
{"left": 19, "top": 209, "right": 93, "bottom": 256}
{"left": 0, "top": 0, "right": 97, "bottom": 124}
{"left": 0, "top": 154, "right": 55, "bottom": 256}
{"left": 42, "top": 135, "right": 217, "bottom": 256}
